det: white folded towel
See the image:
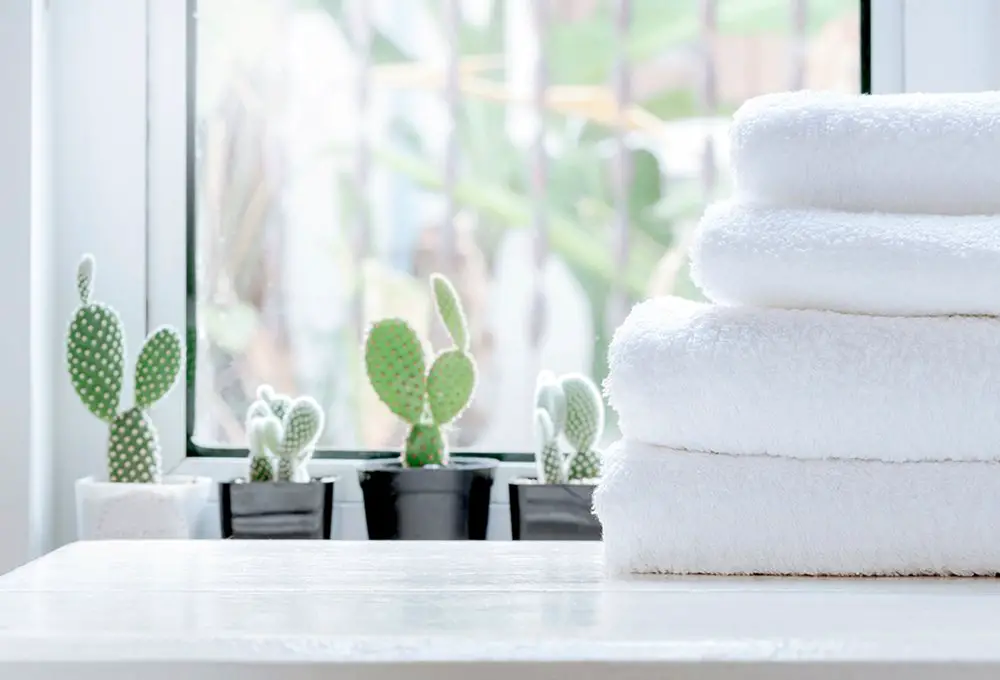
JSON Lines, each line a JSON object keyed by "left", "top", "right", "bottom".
{"left": 594, "top": 439, "right": 1000, "bottom": 576}
{"left": 731, "top": 90, "right": 1000, "bottom": 214}
{"left": 606, "top": 296, "right": 1000, "bottom": 463}
{"left": 689, "top": 200, "right": 1000, "bottom": 316}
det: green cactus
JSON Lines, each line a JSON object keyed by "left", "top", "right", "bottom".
{"left": 66, "top": 254, "right": 183, "bottom": 484}
{"left": 533, "top": 371, "right": 604, "bottom": 483}
{"left": 244, "top": 388, "right": 323, "bottom": 483}
{"left": 364, "top": 273, "right": 477, "bottom": 467}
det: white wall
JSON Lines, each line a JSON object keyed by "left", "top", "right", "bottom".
{"left": 0, "top": 0, "right": 53, "bottom": 573}
{"left": 49, "top": 0, "right": 149, "bottom": 548}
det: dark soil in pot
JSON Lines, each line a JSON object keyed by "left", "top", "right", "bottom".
{"left": 358, "top": 458, "right": 498, "bottom": 540}
{"left": 219, "top": 477, "right": 336, "bottom": 539}
{"left": 509, "top": 477, "right": 601, "bottom": 540}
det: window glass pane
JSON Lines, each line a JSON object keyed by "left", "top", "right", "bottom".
{"left": 192, "top": 0, "right": 861, "bottom": 454}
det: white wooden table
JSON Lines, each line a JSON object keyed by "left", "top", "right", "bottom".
{"left": 1, "top": 542, "right": 1000, "bottom": 679}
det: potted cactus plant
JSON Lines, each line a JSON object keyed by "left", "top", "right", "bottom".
{"left": 219, "top": 385, "right": 336, "bottom": 539}
{"left": 358, "top": 273, "right": 497, "bottom": 540}
{"left": 68, "top": 254, "right": 211, "bottom": 540}
{"left": 509, "top": 371, "right": 604, "bottom": 540}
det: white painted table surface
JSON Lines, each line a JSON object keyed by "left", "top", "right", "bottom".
{"left": 2, "top": 543, "right": 1000, "bottom": 680}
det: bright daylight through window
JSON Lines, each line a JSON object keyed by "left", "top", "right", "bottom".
{"left": 190, "top": 0, "right": 862, "bottom": 457}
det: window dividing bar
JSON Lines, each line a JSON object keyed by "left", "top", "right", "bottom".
{"left": 441, "top": 0, "right": 461, "bottom": 271}
{"left": 350, "top": 0, "right": 373, "bottom": 342}
{"left": 529, "top": 0, "right": 550, "bottom": 349}
{"left": 790, "top": 0, "right": 808, "bottom": 90}
{"left": 607, "top": 0, "right": 633, "bottom": 336}
{"left": 699, "top": 0, "right": 718, "bottom": 200}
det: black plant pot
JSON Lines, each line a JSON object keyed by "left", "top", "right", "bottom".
{"left": 358, "top": 458, "right": 498, "bottom": 540}
{"left": 219, "top": 478, "right": 336, "bottom": 539}
{"left": 509, "top": 478, "right": 602, "bottom": 540}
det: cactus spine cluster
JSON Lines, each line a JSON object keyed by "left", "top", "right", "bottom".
{"left": 245, "top": 385, "right": 324, "bottom": 483}
{"left": 364, "top": 274, "right": 476, "bottom": 467}
{"left": 534, "top": 371, "right": 604, "bottom": 484}
{"left": 66, "top": 255, "right": 183, "bottom": 483}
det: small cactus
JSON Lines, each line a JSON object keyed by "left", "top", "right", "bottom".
{"left": 244, "top": 387, "right": 324, "bottom": 483}
{"left": 66, "top": 254, "right": 183, "bottom": 484}
{"left": 533, "top": 371, "right": 604, "bottom": 484}
{"left": 364, "top": 273, "right": 476, "bottom": 467}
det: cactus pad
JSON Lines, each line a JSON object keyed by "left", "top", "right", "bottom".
{"left": 248, "top": 454, "right": 275, "bottom": 482}
{"left": 560, "top": 374, "right": 605, "bottom": 452}
{"left": 257, "top": 385, "right": 293, "bottom": 420}
{"left": 364, "top": 319, "right": 427, "bottom": 424}
{"left": 134, "top": 326, "right": 183, "bottom": 410}
{"left": 107, "top": 407, "right": 162, "bottom": 483}
{"left": 535, "top": 409, "right": 566, "bottom": 484}
{"left": 534, "top": 371, "right": 567, "bottom": 435}
{"left": 431, "top": 274, "right": 469, "bottom": 352}
{"left": 567, "top": 449, "right": 601, "bottom": 481}
{"left": 277, "top": 397, "right": 324, "bottom": 460}
{"left": 67, "top": 303, "right": 125, "bottom": 423}
{"left": 427, "top": 350, "right": 475, "bottom": 425}
{"left": 77, "top": 254, "right": 95, "bottom": 304}
{"left": 276, "top": 457, "right": 310, "bottom": 483}
{"left": 404, "top": 423, "right": 445, "bottom": 467}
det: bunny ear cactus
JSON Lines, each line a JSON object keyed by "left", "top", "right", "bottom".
{"left": 274, "top": 397, "right": 324, "bottom": 482}
{"left": 244, "top": 389, "right": 324, "bottom": 483}
{"left": 364, "top": 273, "right": 477, "bottom": 468}
{"left": 560, "top": 374, "right": 603, "bottom": 481}
{"left": 67, "top": 254, "right": 183, "bottom": 483}
{"left": 532, "top": 371, "right": 605, "bottom": 484}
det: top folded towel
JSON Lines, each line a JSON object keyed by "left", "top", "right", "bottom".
{"left": 690, "top": 200, "right": 1000, "bottom": 317}
{"left": 731, "top": 90, "right": 1000, "bottom": 214}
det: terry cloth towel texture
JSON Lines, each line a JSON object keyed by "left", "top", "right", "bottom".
{"left": 596, "top": 89, "right": 1000, "bottom": 576}
{"left": 605, "top": 296, "right": 1000, "bottom": 464}
{"left": 689, "top": 200, "right": 1000, "bottom": 316}
{"left": 730, "top": 90, "right": 1000, "bottom": 214}
{"left": 594, "top": 439, "right": 1000, "bottom": 576}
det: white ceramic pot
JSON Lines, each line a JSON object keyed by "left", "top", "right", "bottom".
{"left": 75, "top": 475, "right": 212, "bottom": 540}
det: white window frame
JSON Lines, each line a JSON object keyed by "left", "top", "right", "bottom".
{"left": 36, "top": 0, "right": 994, "bottom": 543}
{"left": 0, "top": 0, "right": 52, "bottom": 572}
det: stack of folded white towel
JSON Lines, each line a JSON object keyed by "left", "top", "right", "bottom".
{"left": 594, "top": 90, "right": 1000, "bottom": 577}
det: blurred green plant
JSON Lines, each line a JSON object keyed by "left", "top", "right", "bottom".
{"left": 309, "top": 0, "right": 717, "bottom": 385}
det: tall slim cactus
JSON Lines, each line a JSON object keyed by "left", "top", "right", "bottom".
{"left": 534, "top": 371, "right": 604, "bottom": 484}
{"left": 364, "top": 273, "right": 476, "bottom": 467}
{"left": 244, "top": 385, "right": 324, "bottom": 483}
{"left": 66, "top": 254, "right": 183, "bottom": 483}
